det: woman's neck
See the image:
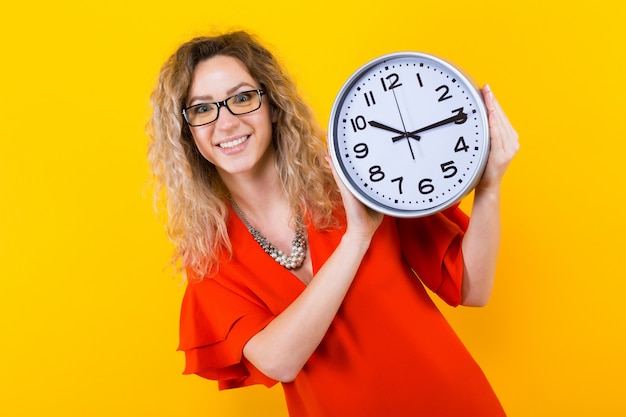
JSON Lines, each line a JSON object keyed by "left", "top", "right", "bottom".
{"left": 222, "top": 162, "right": 291, "bottom": 225}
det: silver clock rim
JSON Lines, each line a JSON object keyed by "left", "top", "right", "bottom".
{"left": 328, "top": 51, "right": 490, "bottom": 218}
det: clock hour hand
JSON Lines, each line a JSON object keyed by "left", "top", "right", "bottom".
{"left": 367, "top": 121, "right": 421, "bottom": 141}
{"left": 391, "top": 107, "right": 468, "bottom": 142}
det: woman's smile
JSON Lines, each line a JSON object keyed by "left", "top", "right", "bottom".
{"left": 218, "top": 134, "right": 250, "bottom": 149}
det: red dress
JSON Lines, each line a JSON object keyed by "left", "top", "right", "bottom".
{"left": 178, "top": 206, "right": 506, "bottom": 416}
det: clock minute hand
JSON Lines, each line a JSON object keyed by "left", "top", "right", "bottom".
{"left": 367, "top": 121, "right": 421, "bottom": 141}
{"left": 391, "top": 108, "right": 468, "bottom": 143}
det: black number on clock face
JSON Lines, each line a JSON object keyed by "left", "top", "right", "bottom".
{"left": 391, "top": 176, "right": 404, "bottom": 194}
{"left": 353, "top": 143, "right": 368, "bottom": 158}
{"left": 440, "top": 161, "right": 458, "bottom": 178}
{"left": 455, "top": 136, "right": 469, "bottom": 152}
{"left": 436, "top": 85, "right": 452, "bottom": 101}
{"left": 350, "top": 115, "right": 367, "bottom": 132}
{"left": 416, "top": 73, "right": 424, "bottom": 87}
{"left": 364, "top": 91, "right": 376, "bottom": 107}
{"left": 419, "top": 178, "right": 434, "bottom": 194}
{"left": 369, "top": 165, "right": 385, "bottom": 182}
{"left": 381, "top": 73, "right": 402, "bottom": 91}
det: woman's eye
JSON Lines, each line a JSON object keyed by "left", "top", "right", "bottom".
{"left": 234, "top": 93, "right": 251, "bottom": 103}
{"left": 194, "top": 104, "right": 212, "bottom": 114}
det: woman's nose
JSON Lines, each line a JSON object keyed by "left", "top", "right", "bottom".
{"left": 214, "top": 105, "right": 241, "bottom": 130}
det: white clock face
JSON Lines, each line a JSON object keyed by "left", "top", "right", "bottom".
{"left": 328, "top": 52, "right": 490, "bottom": 217}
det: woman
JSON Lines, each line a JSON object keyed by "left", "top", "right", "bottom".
{"left": 148, "top": 31, "right": 519, "bottom": 416}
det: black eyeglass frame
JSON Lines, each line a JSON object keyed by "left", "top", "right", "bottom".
{"left": 182, "top": 89, "right": 265, "bottom": 127}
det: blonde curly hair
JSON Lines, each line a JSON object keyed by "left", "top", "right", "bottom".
{"left": 147, "top": 31, "right": 341, "bottom": 279}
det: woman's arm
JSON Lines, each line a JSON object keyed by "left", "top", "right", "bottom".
{"left": 460, "top": 85, "right": 519, "bottom": 306}
{"left": 243, "top": 158, "right": 384, "bottom": 383}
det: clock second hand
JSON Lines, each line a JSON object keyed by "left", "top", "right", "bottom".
{"left": 390, "top": 89, "right": 417, "bottom": 160}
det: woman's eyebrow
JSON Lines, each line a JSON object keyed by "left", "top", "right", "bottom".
{"left": 187, "top": 82, "right": 256, "bottom": 105}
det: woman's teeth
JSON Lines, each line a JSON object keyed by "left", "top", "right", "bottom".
{"left": 219, "top": 136, "right": 249, "bottom": 149}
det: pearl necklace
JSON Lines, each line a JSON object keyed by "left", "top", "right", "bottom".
{"left": 230, "top": 198, "right": 307, "bottom": 270}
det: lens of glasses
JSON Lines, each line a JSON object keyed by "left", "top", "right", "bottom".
{"left": 184, "top": 90, "right": 263, "bottom": 126}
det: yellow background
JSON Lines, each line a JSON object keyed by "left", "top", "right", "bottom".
{"left": 1, "top": 0, "right": 624, "bottom": 416}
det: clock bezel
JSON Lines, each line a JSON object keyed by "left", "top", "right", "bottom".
{"left": 328, "top": 51, "right": 490, "bottom": 218}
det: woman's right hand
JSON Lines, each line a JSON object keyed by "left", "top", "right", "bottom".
{"left": 326, "top": 156, "right": 384, "bottom": 244}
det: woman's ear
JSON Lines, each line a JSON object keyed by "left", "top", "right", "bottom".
{"left": 271, "top": 105, "right": 279, "bottom": 123}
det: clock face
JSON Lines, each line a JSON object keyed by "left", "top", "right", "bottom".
{"left": 328, "top": 52, "right": 489, "bottom": 218}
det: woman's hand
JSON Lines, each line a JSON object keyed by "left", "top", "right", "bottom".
{"left": 326, "top": 155, "right": 384, "bottom": 243}
{"left": 477, "top": 85, "right": 520, "bottom": 193}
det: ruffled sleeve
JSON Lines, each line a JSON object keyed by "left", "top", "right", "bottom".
{"left": 397, "top": 204, "right": 469, "bottom": 306}
{"left": 178, "top": 274, "right": 277, "bottom": 389}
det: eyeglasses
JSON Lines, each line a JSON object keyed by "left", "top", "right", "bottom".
{"left": 182, "top": 89, "right": 265, "bottom": 127}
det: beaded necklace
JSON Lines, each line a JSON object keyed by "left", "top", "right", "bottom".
{"left": 230, "top": 198, "right": 307, "bottom": 270}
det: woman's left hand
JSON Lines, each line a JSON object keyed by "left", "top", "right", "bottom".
{"left": 477, "top": 85, "right": 519, "bottom": 192}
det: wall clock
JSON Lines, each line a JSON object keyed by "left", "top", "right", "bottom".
{"left": 328, "top": 52, "right": 489, "bottom": 217}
